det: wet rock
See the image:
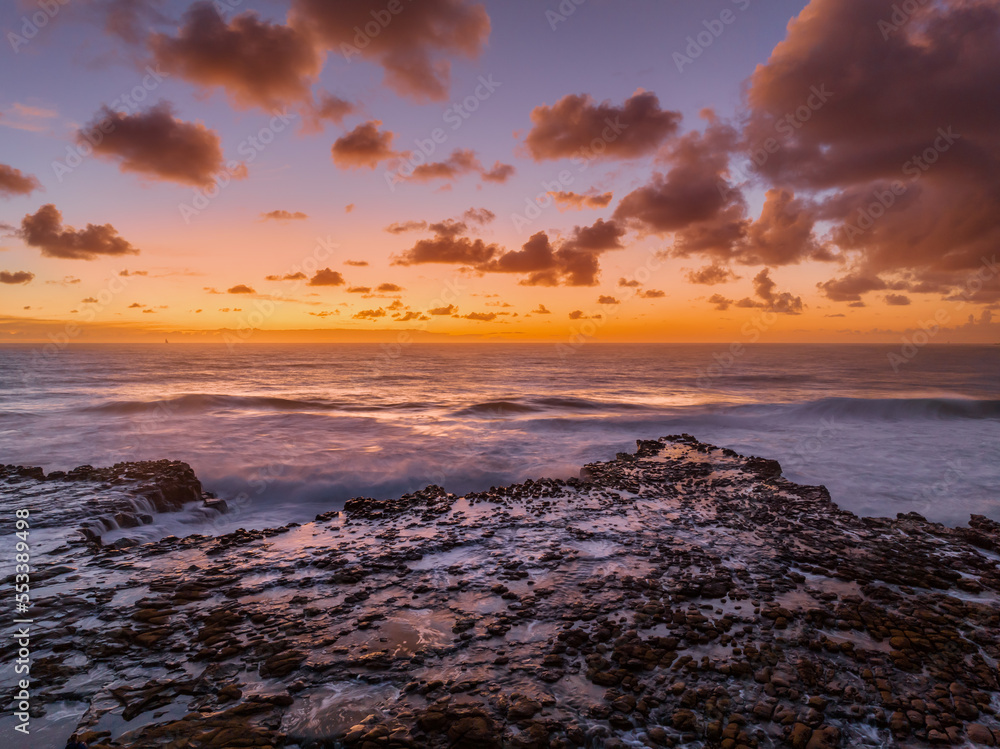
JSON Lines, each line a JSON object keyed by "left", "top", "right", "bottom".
{"left": 8, "top": 436, "right": 1000, "bottom": 749}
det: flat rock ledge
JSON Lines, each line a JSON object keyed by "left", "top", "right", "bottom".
{"left": 3, "top": 435, "right": 999, "bottom": 749}
{"left": 0, "top": 460, "right": 217, "bottom": 541}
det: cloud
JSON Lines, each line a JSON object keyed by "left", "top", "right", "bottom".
{"left": 640, "top": 289, "right": 666, "bottom": 298}
{"left": 816, "top": 272, "right": 898, "bottom": 302}
{"left": 398, "top": 154, "right": 514, "bottom": 187}
{"left": 227, "top": 284, "right": 255, "bottom": 294}
{"left": 377, "top": 283, "right": 403, "bottom": 292}
{"left": 128, "top": 302, "right": 145, "bottom": 308}
{"left": 481, "top": 161, "right": 515, "bottom": 183}
{"left": 495, "top": 231, "right": 606, "bottom": 286}
{"left": 81, "top": 296, "right": 98, "bottom": 303}
{"left": 532, "top": 304, "right": 551, "bottom": 314}
{"left": 119, "top": 269, "right": 148, "bottom": 277}
{"left": 410, "top": 148, "right": 482, "bottom": 182}
{"left": 0, "top": 270, "right": 34, "bottom": 284}
{"left": 393, "top": 220, "right": 500, "bottom": 266}
{"left": 568, "top": 310, "right": 601, "bottom": 320}
{"left": 613, "top": 119, "right": 831, "bottom": 275}
{"left": 0, "top": 164, "right": 42, "bottom": 198}
{"left": 686, "top": 264, "right": 739, "bottom": 285}
{"left": 332, "top": 121, "right": 399, "bottom": 169}
{"left": 708, "top": 294, "right": 733, "bottom": 311}
{"left": 742, "top": 189, "right": 829, "bottom": 265}
{"left": 743, "top": 0, "right": 1000, "bottom": 298}
{"left": 884, "top": 293, "right": 911, "bottom": 306}
{"left": 394, "top": 217, "right": 627, "bottom": 286}
{"left": 732, "top": 269, "right": 804, "bottom": 315}
{"left": 354, "top": 307, "right": 386, "bottom": 319}
{"left": 0, "top": 103, "right": 58, "bottom": 133}
{"left": 549, "top": 190, "right": 614, "bottom": 211}
{"left": 266, "top": 271, "right": 308, "bottom": 281}
{"left": 262, "top": 210, "right": 308, "bottom": 221}
{"left": 428, "top": 304, "right": 456, "bottom": 315}
{"left": 561, "top": 218, "right": 626, "bottom": 252}
{"left": 291, "top": 0, "right": 491, "bottom": 102}
{"left": 962, "top": 309, "right": 994, "bottom": 328}
{"left": 463, "top": 311, "right": 496, "bottom": 321}
{"left": 525, "top": 92, "right": 681, "bottom": 161}
{"left": 615, "top": 122, "right": 745, "bottom": 248}
{"left": 81, "top": 102, "right": 227, "bottom": 187}
{"left": 618, "top": 278, "right": 640, "bottom": 288}
{"left": 304, "top": 93, "right": 358, "bottom": 131}
{"left": 597, "top": 295, "right": 619, "bottom": 305}
{"left": 344, "top": 259, "right": 369, "bottom": 266}
{"left": 150, "top": 2, "right": 321, "bottom": 110}
{"left": 347, "top": 286, "right": 371, "bottom": 293}
{"left": 17, "top": 204, "right": 140, "bottom": 260}
{"left": 308, "top": 268, "right": 346, "bottom": 286}
{"left": 463, "top": 207, "right": 495, "bottom": 224}
{"left": 395, "top": 311, "right": 424, "bottom": 322}
{"left": 385, "top": 220, "right": 428, "bottom": 234}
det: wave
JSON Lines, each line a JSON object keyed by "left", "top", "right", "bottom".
{"left": 735, "top": 396, "right": 1000, "bottom": 422}
{"left": 533, "top": 396, "right": 645, "bottom": 411}
{"left": 452, "top": 396, "right": 648, "bottom": 417}
{"left": 64, "top": 392, "right": 1000, "bottom": 425}
{"left": 82, "top": 393, "right": 347, "bottom": 415}
{"left": 453, "top": 400, "right": 543, "bottom": 416}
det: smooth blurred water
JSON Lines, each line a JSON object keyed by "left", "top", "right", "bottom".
{"left": 0, "top": 343, "right": 997, "bottom": 528}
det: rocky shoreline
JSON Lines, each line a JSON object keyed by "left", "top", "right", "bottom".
{"left": 2, "top": 435, "right": 999, "bottom": 748}
{"left": 0, "top": 460, "right": 220, "bottom": 542}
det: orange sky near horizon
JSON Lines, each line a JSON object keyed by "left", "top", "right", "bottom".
{"left": 2, "top": 0, "right": 998, "bottom": 345}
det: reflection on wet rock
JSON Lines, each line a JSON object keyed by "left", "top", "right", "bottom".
{"left": 2, "top": 435, "right": 1000, "bottom": 747}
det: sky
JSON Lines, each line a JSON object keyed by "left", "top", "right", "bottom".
{"left": 1, "top": 0, "right": 999, "bottom": 343}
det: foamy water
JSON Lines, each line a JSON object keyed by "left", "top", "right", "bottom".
{"left": 0, "top": 343, "right": 997, "bottom": 529}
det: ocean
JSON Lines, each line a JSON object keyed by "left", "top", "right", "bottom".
{"left": 1, "top": 343, "right": 997, "bottom": 533}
